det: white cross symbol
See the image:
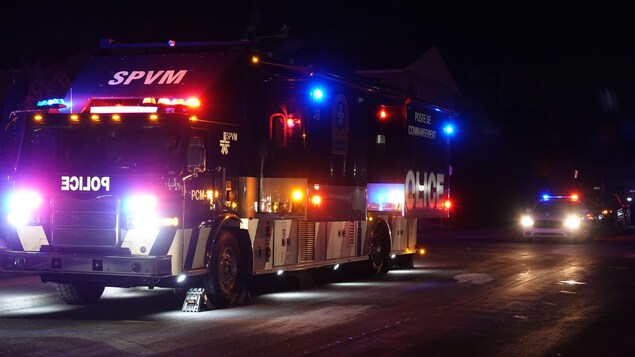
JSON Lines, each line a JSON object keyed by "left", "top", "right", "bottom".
{"left": 220, "top": 139, "right": 229, "bottom": 155}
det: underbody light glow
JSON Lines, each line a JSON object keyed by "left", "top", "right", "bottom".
{"left": 558, "top": 280, "right": 586, "bottom": 285}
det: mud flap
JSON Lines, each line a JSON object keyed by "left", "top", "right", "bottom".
{"left": 182, "top": 287, "right": 209, "bottom": 312}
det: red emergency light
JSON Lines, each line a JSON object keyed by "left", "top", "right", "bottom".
{"left": 88, "top": 97, "right": 200, "bottom": 114}
{"left": 378, "top": 108, "right": 388, "bottom": 120}
{"left": 376, "top": 105, "right": 404, "bottom": 121}
{"left": 286, "top": 115, "right": 301, "bottom": 128}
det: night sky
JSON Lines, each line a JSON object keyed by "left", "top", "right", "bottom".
{"left": 2, "top": 1, "right": 634, "bottom": 227}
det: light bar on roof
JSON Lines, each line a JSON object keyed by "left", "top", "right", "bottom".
{"left": 542, "top": 194, "right": 579, "bottom": 201}
{"left": 37, "top": 98, "right": 67, "bottom": 108}
{"left": 90, "top": 106, "right": 158, "bottom": 114}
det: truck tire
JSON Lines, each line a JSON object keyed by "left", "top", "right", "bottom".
{"left": 368, "top": 227, "right": 390, "bottom": 276}
{"left": 205, "top": 230, "right": 247, "bottom": 308}
{"left": 56, "top": 282, "right": 105, "bottom": 305}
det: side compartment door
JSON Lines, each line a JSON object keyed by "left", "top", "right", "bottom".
{"left": 390, "top": 216, "right": 408, "bottom": 251}
{"left": 326, "top": 221, "right": 356, "bottom": 259}
{"left": 273, "top": 220, "right": 298, "bottom": 266}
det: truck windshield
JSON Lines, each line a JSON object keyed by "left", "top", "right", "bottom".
{"left": 17, "top": 124, "right": 184, "bottom": 175}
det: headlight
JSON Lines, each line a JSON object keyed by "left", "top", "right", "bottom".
{"left": 564, "top": 215, "right": 581, "bottom": 229}
{"left": 123, "top": 194, "right": 178, "bottom": 229}
{"left": 520, "top": 215, "right": 534, "bottom": 227}
{"left": 6, "top": 190, "right": 43, "bottom": 226}
{"left": 124, "top": 194, "right": 159, "bottom": 229}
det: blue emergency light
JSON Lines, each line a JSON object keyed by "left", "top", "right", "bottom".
{"left": 542, "top": 194, "right": 578, "bottom": 201}
{"left": 37, "top": 98, "right": 66, "bottom": 108}
{"left": 310, "top": 87, "right": 324, "bottom": 102}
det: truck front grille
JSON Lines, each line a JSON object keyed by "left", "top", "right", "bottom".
{"left": 51, "top": 195, "right": 120, "bottom": 247}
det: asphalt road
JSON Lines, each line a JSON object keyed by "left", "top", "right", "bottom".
{"left": 1, "top": 225, "right": 634, "bottom": 356}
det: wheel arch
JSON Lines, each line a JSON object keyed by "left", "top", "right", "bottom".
{"left": 202, "top": 213, "right": 253, "bottom": 278}
{"left": 368, "top": 217, "right": 392, "bottom": 252}
{"left": 366, "top": 216, "right": 393, "bottom": 275}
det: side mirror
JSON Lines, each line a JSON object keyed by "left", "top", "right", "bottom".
{"left": 187, "top": 137, "right": 206, "bottom": 173}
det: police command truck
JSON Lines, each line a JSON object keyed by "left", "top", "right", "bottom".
{"left": 0, "top": 40, "right": 456, "bottom": 311}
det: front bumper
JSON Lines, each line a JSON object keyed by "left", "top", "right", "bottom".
{"left": 0, "top": 250, "right": 173, "bottom": 279}
{"left": 522, "top": 227, "right": 588, "bottom": 239}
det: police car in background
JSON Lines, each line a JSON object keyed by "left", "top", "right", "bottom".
{"left": 520, "top": 195, "right": 593, "bottom": 242}
{"left": 588, "top": 192, "right": 631, "bottom": 233}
